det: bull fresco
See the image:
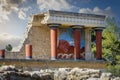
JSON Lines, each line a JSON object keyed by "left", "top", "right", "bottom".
{"left": 57, "top": 28, "right": 85, "bottom": 59}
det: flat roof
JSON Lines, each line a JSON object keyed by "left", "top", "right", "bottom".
{"left": 48, "top": 10, "right": 106, "bottom": 19}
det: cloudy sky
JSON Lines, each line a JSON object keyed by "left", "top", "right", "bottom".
{"left": 0, "top": 0, "right": 120, "bottom": 49}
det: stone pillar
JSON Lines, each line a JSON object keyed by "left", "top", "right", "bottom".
{"left": 85, "top": 28, "right": 92, "bottom": 61}
{"left": 74, "top": 28, "right": 81, "bottom": 60}
{"left": 26, "top": 44, "right": 32, "bottom": 59}
{"left": 0, "top": 50, "right": 5, "bottom": 59}
{"left": 95, "top": 28, "right": 103, "bottom": 60}
{"left": 48, "top": 24, "right": 60, "bottom": 60}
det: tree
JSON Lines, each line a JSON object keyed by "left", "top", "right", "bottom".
{"left": 92, "top": 17, "right": 120, "bottom": 77}
{"left": 102, "top": 18, "right": 120, "bottom": 63}
{"left": 92, "top": 17, "right": 120, "bottom": 63}
{"left": 5, "top": 44, "right": 12, "bottom": 52}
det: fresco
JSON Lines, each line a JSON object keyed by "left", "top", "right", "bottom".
{"left": 57, "top": 28, "right": 85, "bottom": 59}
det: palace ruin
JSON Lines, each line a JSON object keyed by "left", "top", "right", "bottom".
{"left": 4, "top": 10, "right": 106, "bottom": 60}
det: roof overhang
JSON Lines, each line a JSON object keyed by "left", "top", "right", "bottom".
{"left": 30, "top": 10, "right": 106, "bottom": 28}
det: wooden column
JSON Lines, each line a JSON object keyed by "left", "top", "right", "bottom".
{"left": 48, "top": 24, "right": 61, "bottom": 60}
{"left": 95, "top": 29, "right": 103, "bottom": 60}
{"left": 74, "top": 28, "right": 81, "bottom": 60}
{"left": 26, "top": 44, "right": 32, "bottom": 59}
{"left": 0, "top": 50, "right": 5, "bottom": 59}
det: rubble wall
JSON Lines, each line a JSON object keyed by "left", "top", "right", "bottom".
{"left": 5, "top": 25, "right": 51, "bottom": 59}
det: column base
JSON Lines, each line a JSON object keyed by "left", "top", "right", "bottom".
{"left": 85, "top": 55, "right": 92, "bottom": 61}
{"left": 0, "top": 56, "right": 5, "bottom": 59}
{"left": 26, "top": 57, "right": 32, "bottom": 59}
{"left": 51, "top": 57, "right": 56, "bottom": 60}
{"left": 85, "top": 52, "right": 95, "bottom": 61}
{"left": 74, "top": 58, "right": 81, "bottom": 61}
{"left": 96, "top": 58, "right": 103, "bottom": 60}
{"left": 0, "top": 57, "right": 4, "bottom": 59}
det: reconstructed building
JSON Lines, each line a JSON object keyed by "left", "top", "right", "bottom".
{"left": 6, "top": 10, "right": 106, "bottom": 60}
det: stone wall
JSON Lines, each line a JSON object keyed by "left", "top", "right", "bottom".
{"left": 27, "top": 25, "right": 51, "bottom": 59}
{"left": 0, "top": 65, "right": 119, "bottom": 80}
{"left": 5, "top": 25, "right": 51, "bottom": 59}
{"left": 21, "top": 25, "right": 51, "bottom": 59}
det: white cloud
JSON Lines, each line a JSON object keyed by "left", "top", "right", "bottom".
{"left": 18, "top": 9, "right": 26, "bottom": 20}
{"left": 1, "top": 0, "right": 25, "bottom": 12}
{"left": 18, "top": 7, "right": 31, "bottom": 20}
{"left": 0, "top": 33, "right": 21, "bottom": 50}
{"left": 0, "top": 0, "right": 27, "bottom": 22}
{"left": 37, "top": 0, "right": 72, "bottom": 11}
{"left": 0, "top": 5, "right": 10, "bottom": 22}
{"left": 79, "top": 8, "right": 92, "bottom": 14}
{"left": 93, "top": 7, "right": 103, "bottom": 14}
{"left": 79, "top": 6, "right": 114, "bottom": 17}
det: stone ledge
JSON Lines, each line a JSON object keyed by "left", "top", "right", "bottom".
{"left": 0, "top": 59, "right": 107, "bottom": 69}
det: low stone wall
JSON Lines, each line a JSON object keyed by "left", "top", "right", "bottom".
{"left": 0, "top": 65, "right": 119, "bottom": 80}
{"left": 5, "top": 52, "right": 25, "bottom": 59}
{"left": 0, "top": 59, "right": 107, "bottom": 69}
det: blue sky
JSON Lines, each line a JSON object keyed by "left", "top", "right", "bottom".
{"left": 0, "top": 0, "right": 120, "bottom": 49}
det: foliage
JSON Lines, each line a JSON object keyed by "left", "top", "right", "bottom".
{"left": 5, "top": 44, "right": 12, "bottom": 52}
{"left": 92, "top": 18, "right": 120, "bottom": 62}
{"left": 91, "top": 18, "right": 120, "bottom": 76}
{"left": 102, "top": 18, "right": 120, "bottom": 62}
{"left": 107, "top": 64, "right": 120, "bottom": 77}
{"left": 100, "top": 17, "right": 120, "bottom": 77}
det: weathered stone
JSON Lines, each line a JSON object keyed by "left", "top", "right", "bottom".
{"left": 0, "top": 66, "right": 120, "bottom": 80}
{"left": 0, "top": 65, "right": 18, "bottom": 72}
{"left": 101, "top": 72, "right": 112, "bottom": 77}
{"left": 79, "top": 75, "right": 90, "bottom": 80}
{"left": 87, "top": 78, "right": 100, "bottom": 80}
{"left": 69, "top": 67, "right": 80, "bottom": 75}
{"left": 31, "top": 72, "right": 40, "bottom": 78}
{"left": 100, "top": 72, "right": 112, "bottom": 80}
{"left": 90, "top": 73, "right": 100, "bottom": 78}
{"left": 54, "top": 68, "right": 68, "bottom": 80}
{"left": 23, "top": 71, "right": 31, "bottom": 76}
{"left": 112, "top": 77, "right": 120, "bottom": 80}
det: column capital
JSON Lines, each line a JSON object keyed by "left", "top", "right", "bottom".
{"left": 71, "top": 25, "right": 84, "bottom": 29}
{"left": 85, "top": 27, "right": 91, "bottom": 29}
{"left": 85, "top": 27, "right": 92, "bottom": 32}
{"left": 71, "top": 25, "right": 84, "bottom": 31}
{"left": 47, "top": 23, "right": 61, "bottom": 29}
{"left": 73, "top": 28, "right": 81, "bottom": 31}
{"left": 93, "top": 27, "right": 105, "bottom": 31}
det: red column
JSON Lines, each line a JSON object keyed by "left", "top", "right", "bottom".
{"left": 0, "top": 50, "right": 5, "bottom": 59}
{"left": 48, "top": 24, "right": 60, "bottom": 60}
{"left": 50, "top": 27, "right": 57, "bottom": 60}
{"left": 95, "top": 29, "right": 102, "bottom": 60}
{"left": 26, "top": 44, "right": 32, "bottom": 59}
{"left": 74, "top": 28, "right": 81, "bottom": 60}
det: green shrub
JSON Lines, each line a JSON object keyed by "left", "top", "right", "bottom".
{"left": 107, "top": 64, "right": 120, "bottom": 77}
